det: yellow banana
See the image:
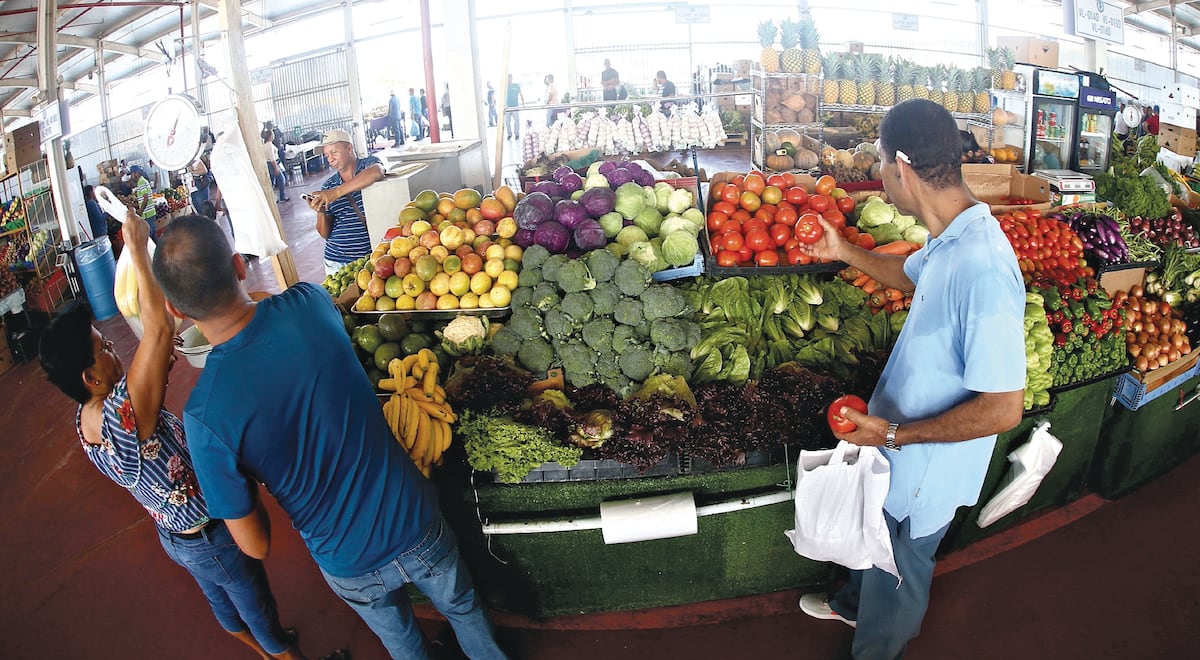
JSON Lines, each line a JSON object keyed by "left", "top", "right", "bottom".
{"left": 405, "top": 386, "right": 435, "bottom": 403}
{"left": 411, "top": 413, "right": 431, "bottom": 466}
{"left": 378, "top": 378, "right": 398, "bottom": 392}
{"left": 422, "top": 367, "right": 437, "bottom": 398}
{"left": 416, "top": 399, "right": 456, "bottom": 424}
{"left": 401, "top": 394, "right": 420, "bottom": 450}
{"left": 422, "top": 415, "right": 441, "bottom": 466}
{"left": 416, "top": 350, "right": 430, "bottom": 371}
{"left": 434, "top": 420, "right": 452, "bottom": 467}
{"left": 389, "top": 394, "right": 402, "bottom": 436}
{"left": 388, "top": 357, "right": 407, "bottom": 382}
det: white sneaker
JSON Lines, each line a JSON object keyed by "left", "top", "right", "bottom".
{"left": 799, "top": 592, "right": 856, "bottom": 628}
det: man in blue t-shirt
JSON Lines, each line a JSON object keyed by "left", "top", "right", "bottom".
{"left": 796, "top": 100, "right": 1026, "bottom": 659}
{"left": 151, "top": 215, "right": 507, "bottom": 660}
{"left": 306, "top": 129, "right": 383, "bottom": 276}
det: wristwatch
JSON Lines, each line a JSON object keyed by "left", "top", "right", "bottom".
{"left": 884, "top": 423, "right": 901, "bottom": 451}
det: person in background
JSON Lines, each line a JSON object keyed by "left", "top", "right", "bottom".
{"left": 261, "top": 130, "right": 288, "bottom": 204}
{"left": 387, "top": 91, "right": 405, "bottom": 147}
{"left": 796, "top": 99, "right": 1025, "bottom": 659}
{"left": 187, "top": 158, "right": 211, "bottom": 215}
{"left": 601, "top": 67, "right": 627, "bottom": 101}
{"left": 419, "top": 89, "right": 430, "bottom": 138}
{"left": 544, "top": 73, "right": 559, "bottom": 127}
{"left": 408, "top": 88, "right": 422, "bottom": 140}
{"left": 959, "top": 130, "right": 993, "bottom": 164}
{"left": 1114, "top": 103, "right": 1130, "bottom": 142}
{"left": 82, "top": 185, "right": 108, "bottom": 242}
{"left": 38, "top": 211, "right": 307, "bottom": 660}
{"left": 656, "top": 71, "right": 676, "bottom": 98}
{"left": 150, "top": 215, "right": 508, "bottom": 660}
{"left": 307, "top": 129, "right": 383, "bottom": 276}
{"left": 486, "top": 81, "right": 497, "bottom": 127}
{"left": 441, "top": 83, "right": 453, "bottom": 138}
{"left": 128, "top": 165, "right": 157, "bottom": 227}
{"left": 1146, "top": 105, "right": 1160, "bottom": 136}
{"left": 505, "top": 74, "right": 525, "bottom": 140}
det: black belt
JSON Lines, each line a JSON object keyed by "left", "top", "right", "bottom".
{"left": 171, "top": 518, "right": 221, "bottom": 540}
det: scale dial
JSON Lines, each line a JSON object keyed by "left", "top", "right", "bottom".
{"left": 1121, "top": 105, "right": 1142, "bottom": 130}
{"left": 144, "top": 95, "right": 204, "bottom": 171}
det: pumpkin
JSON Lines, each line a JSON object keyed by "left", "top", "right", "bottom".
{"left": 764, "top": 131, "right": 782, "bottom": 152}
{"left": 775, "top": 128, "right": 802, "bottom": 146}
{"left": 765, "top": 92, "right": 783, "bottom": 110}
{"left": 765, "top": 108, "right": 785, "bottom": 124}
{"left": 852, "top": 150, "right": 877, "bottom": 172}
{"left": 991, "top": 107, "right": 1009, "bottom": 126}
{"left": 869, "top": 162, "right": 882, "bottom": 180}
{"left": 794, "top": 148, "right": 819, "bottom": 170}
{"left": 835, "top": 149, "right": 855, "bottom": 169}
{"left": 802, "top": 93, "right": 819, "bottom": 111}
{"left": 781, "top": 94, "right": 807, "bottom": 112}
{"left": 780, "top": 141, "right": 797, "bottom": 156}
{"left": 766, "top": 153, "right": 796, "bottom": 171}
{"left": 795, "top": 109, "right": 816, "bottom": 124}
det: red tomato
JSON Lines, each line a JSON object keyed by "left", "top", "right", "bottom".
{"left": 770, "top": 223, "right": 793, "bottom": 247}
{"left": 730, "top": 175, "right": 746, "bottom": 188}
{"left": 775, "top": 206, "right": 799, "bottom": 227}
{"left": 836, "top": 196, "right": 856, "bottom": 214}
{"left": 755, "top": 250, "right": 780, "bottom": 267}
{"left": 784, "top": 238, "right": 800, "bottom": 251}
{"left": 766, "top": 174, "right": 789, "bottom": 189}
{"left": 842, "top": 226, "right": 860, "bottom": 242}
{"left": 807, "top": 194, "right": 832, "bottom": 214}
{"left": 716, "top": 250, "right": 740, "bottom": 267}
{"left": 785, "top": 187, "right": 809, "bottom": 205}
{"left": 827, "top": 394, "right": 869, "bottom": 434}
{"left": 738, "top": 247, "right": 754, "bottom": 263}
{"left": 742, "top": 218, "right": 769, "bottom": 235}
{"left": 745, "top": 228, "right": 772, "bottom": 252}
{"left": 730, "top": 208, "right": 752, "bottom": 225}
{"left": 711, "top": 200, "right": 737, "bottom": 216}
{"left": 710, "top": 236, "right": 724, "bottom": 254}
{"left": 721, "top": 231, "right": 745, "bottom": 252}
{"left": 706, "top": 210, "right": 728, "bottom": 233}
{"left": 815, "top": 175, "right": 837, "bottom": 196}
{"left": 780, "top": 173, "right": 796, "bottom": 188}
{"left": 794, "top": 213, "right": 824, "bottom": 244}
{"left": 753, "top": 209, "right": 774, "bottom": 224}
{"left": 743, "top": 173, "right": 766, "bottom": 195}
{"left": 821, "top": 209, "right": 846, "bottom": 230}
{"left": 720, "top": 184, "right": 742, "bottom": 205}
{"left": 759, "top": 203, "right": 778, "bottom": 218}
{"left": 786, "top": 247, "right": 807, "bottom": 265}
{"left": 855, "top": 233, "right": 877, "bottom": 250}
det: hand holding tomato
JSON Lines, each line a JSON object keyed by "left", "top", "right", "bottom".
{"left": 827, "top": 395, "right": 869, "bottom": 434}
{"left": 795, "top": 216, "right": 845, "bottom": 263}
{"left": 826, "top": 394, "right": 892, "bottom": 446}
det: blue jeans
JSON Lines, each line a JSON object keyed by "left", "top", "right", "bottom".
{"left": 319, "top": 518, "right": 506, "bottom": 660}
{"left": 829, "top": 512, "right": 951, "bottom": 660}
{"left": 156, "top": 520, "right": 289, "bottom": 654}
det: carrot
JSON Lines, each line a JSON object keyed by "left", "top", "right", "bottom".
{"left": 889, "top": 299, "right": 906, "bottom": 313}
{"left": 852, "top": 273, "right": 872, "bottom": 288}
{"left": 884, "top": 288, "right": 904, "bottom": 302}
{"left": 873, "top": 240, "right": 918, "bottom": 256}
{"left": 842, "top": 266, "right": 863, "bottom": 281}
{"left": 862, "top": 279, "right": 879, "bottom": 295}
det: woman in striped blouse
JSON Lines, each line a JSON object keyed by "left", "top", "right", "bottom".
{"left": 38, "top": 211, "right": 308, "bottom": 660}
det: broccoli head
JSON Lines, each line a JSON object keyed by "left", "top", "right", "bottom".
{"left": 543, "top": 308, "right": 579, "bottom": 341}
{"left": 618, "top": 346, "right": 656, "bottom": 381}
{"left": 509, "top": 285, "right": 533, "bottom": 310}
{"left": 508, "top": 307, "right": 544, "bottom": 340}
{"left": 582, "top": 317, "right": 615, "bottom": 352}
{"left": 685, "top": 321, "right": 702, "bottom": 351}
{"left": 588, "top": 282, "right": 621, "bottom": 316}
{"left": 561, "top": 291, "right": 594, "bottom": 323}
{"left": 490, "top": 326, "right": 523, "bottom": 357}
{"left": 557, "top": 260, "right": 597, "bottom": 293}
{"left": 640, "top": 284, "right": 688, "bottom": 320}
{"left": 595, "top": 354, "right": 633, "bottom": 397}
{"left": 530, "top": 282, "right": 560, "bottom": 311}
{"left": 613, "top": 259, "right": 652, "bottom": 297}
{"left": 517, "top": 267, "right": 543, "bottom": 289}
{"left": 650, "top": 318, "right": 690, "bottom": 352}
{"left": 517, "top": 337, "right": 554, "bottom": 373}
{"left": 559, "top": 340, "right": 599, "bottom": 387}
{"left": 585, "top": 249, "right": 620, "bottom": 283}
{"left": 521, "top": 244, "right": 551, "bottom": 270}
{"left": 611, "top": 324, "right": 640, "bottom": 354}
{"left": 613, "top": 298, "right": 644, "bottom": 327}
{"left": 541, "top": 253, "right": 571, "bottom": 282}
{"left": 654, "top": 349, "right": 693, "bottom": 379}
{"left": 634, "top": 319, "right": 652, "bottom": 339}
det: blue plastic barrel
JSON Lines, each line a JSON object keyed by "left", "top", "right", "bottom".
{"left": 75, "top": 236, "right": 118, "bottom": 321}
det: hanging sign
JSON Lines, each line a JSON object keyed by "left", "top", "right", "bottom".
{"left": 1079, "top": 86, "right": 1116, "bottom": 112}
{"left": 1063, "top": 0, "right": 1125, "bottom": 45}
{"left": 35, "top": 100, "right": 63, "bottom": 143}
{"left": 892, "top": 14, "right": 919, "bottom": 32}
{"left": 674, "top": 5, "right": 710, "bottom": 24}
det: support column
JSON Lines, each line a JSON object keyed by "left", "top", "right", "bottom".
{"left": 978, "top": 0, "right": 989, "bottom": 65}
{"left": 420, "top": 0, "right": 440, "bottom": 143}
{"left": 564, "top": 0, "right": 578, "bottom": 95}
{"left": 444, "top": 0, "right": 490, "bottom": 183}
{"left": 37, "top": 0, "right": 79, "bottom": 242}
{"left": 343, "top": 1, "right": 368, "bottom": 154}
{"left": 97, "top": 44, "right": 113, "bottom": 160}
{"left": 191, "top": 0, "right": 208, "bottom": 111}
{"left": 219, "top": 0, "right": 298, "bottom": 288}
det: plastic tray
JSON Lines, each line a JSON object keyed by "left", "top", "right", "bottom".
{"left": 652, "top": 253, "right": 705, "bottom": 281}
{"left": 508, "top": 453, "right": 684, "bottom": 483}
{"left": 352, "top": 307, "right": 510, "bottom": 320}
{"left": 1021, "top": 394, "right": 1057, "bottom": 418}
{"left": 1111, "top": 351, "right": 1200, "bottom": 410}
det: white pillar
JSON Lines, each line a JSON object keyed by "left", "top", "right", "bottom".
{"left": 344, "top": 1, "right": 368, "bottom": 154}
{"left": 97, "top": 44, "right": 113, "bottom": 160}
{"left": 37, "top": 0, "right": 79, "bottom": 241}
{"left": 443, "top": 0, "right": 491, "bottom": 183}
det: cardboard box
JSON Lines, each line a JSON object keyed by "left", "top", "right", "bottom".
{"left": 1160, "top": 102, "right": 1197, "bottom": 130}
{"left": 1163, "top": 84, "right": 1200, "bottom": 109}
{"left": 733, "top": 59, "right": 753, "bottom": 80}
{"left": 962, "top": 163, "right": 1053, "bottom": 212}
{"left": 1159, "top": 124, "right": 1198, "bottom": 157}
{"left": 3, "top": 123, "right": 41, "bottom": 173}
{"left": 998, "top": 36, "right": 1059, "bottom": 69}
{"left": 1098, "top": 265, "right": 1146, "bottom": 297}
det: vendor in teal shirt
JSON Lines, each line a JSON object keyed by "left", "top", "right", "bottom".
{"left": 795, "top": 99, "right": 1026, "bottom": 660}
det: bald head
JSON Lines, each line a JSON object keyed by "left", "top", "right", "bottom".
{"left": 152, "top": 214, "right": 242, "bottom": 320}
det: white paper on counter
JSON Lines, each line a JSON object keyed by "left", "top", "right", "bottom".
{"left": 600, "top": 491, "right": 698, "bottom": 544}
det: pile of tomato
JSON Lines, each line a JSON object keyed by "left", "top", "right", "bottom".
{"left": 996, "top": 208, "right": 1093, "bottom": 287}
{"left": 707, "top": 172, "right": 861, "bottom": 268}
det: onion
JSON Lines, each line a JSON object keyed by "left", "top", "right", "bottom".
{"left": 1136, "top": 355, "right": 1150, "bottom": 371}
{"left": 1132, "top": 321, "right": 1144, "bottom": 333}
{"left": 1159, "top": 318, "right": 1173, "bottom": 335}
{"left": 1130, "top": 284, "right": 1144, "bottom": 298}
{"left": 1144, "top": 344, "right": 1160, "bottom": 360}
{"left": 1159, "top": 354, "right": 1170, "bottom": 367}
{"left": 1129, "top": 344, "right": 1142, "bottom": 357}
{"left": 1138, "top": 331, "right": 1150, "bottom": 345}
{"left": 1172, "top": 333, "right": 1186, "bottom": 349}
{"left": 1168, "top": 349, "right": 1182, "bottom": 362}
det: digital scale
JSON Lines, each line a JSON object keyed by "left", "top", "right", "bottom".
{"left": 1031, "top": 169, "right": 1096, "bottom": 205}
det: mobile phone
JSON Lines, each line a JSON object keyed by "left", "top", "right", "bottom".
{"left": 301, "top": 193, "right": 315, "bottom": 202}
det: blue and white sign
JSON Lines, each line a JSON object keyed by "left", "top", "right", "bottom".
{"left": 1063, "top": 0, "right": 1125, "bottom": 45}
{"left": 1079, "top": 86, "right": 1116, "bottom": 111}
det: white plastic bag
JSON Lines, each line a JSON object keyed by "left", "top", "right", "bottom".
{"left": 96, "top": 186, "right": 154, "bottom": 338}
{"left": 210, "top": 121, "right": 288, "bottom": 258}
{"left": 977, "top": 421, "right": 1063, "bottom": 528}
{"left": 785, "top": 441, "right": 900, "bottom": 579}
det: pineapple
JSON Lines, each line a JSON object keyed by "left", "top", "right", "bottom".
{"left": 987, "top": 47, "right": 1004, "bottom": 89}
{"left": 780, "top": 19, "right": 803, "bottom": 74}
{"left": 856, "top": 56, "right": 875, "bottom": 107}
{"left": 942, "top": 67, "right": 960, "bottom": 113}
{"left": 973, "top": 68, "right": 991, "bottom": 114}
{"left": 956, "top": 68, "right": 974, "bottom": 113}
{"left": 758, "top": 21, "right": 780, "bottom": 73}
{"left": 895, "top": 60, "right": 914, "bottom": 105}
{"left": 999, "top": 47, "right": 1017, "bottom": 90}
{"left": 839, "top": 54, "right": 859, "bottom": 105}
{"left": 798, "top": 17, "right": 822, "bottom": 75}
{"left": 876, "top": 56, "right": 896, "bottom": 108}
{"left": 821, "top": 53, "right": 841, "bottom": 105}
{"left": 912, "top": 65, "right": 930, "bottom": 101}
{"left": 926, "top": 65, "right": 945, "bottom": 108}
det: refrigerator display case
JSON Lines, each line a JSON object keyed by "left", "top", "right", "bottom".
{"left": 1074, "top": 85, "right": 1117, "bottom": 174}
{"left": 1025, "top": 68, "right": 1081, "bottom": 174}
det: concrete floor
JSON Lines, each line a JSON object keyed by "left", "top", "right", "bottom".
{"left": 2, "top": 143, "right": 1199, "bottom": 659}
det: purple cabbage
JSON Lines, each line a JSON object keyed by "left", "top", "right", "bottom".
{"left": 553, "top": 165, "right": 574, "bottom": 181}
{"left": 633, "top": 169, "right": 656, "bottom": 187}
{"left": 573, "top": 219, "right": 607, "bottom": 251}
{"left": 607, "top": 167, "right": 634, "bottom": 187}
{"left": 555, "top": 199, "right": 588, "bottom": 229}
{"left": 529, "top": 180, "right": 564, "bottom": 199}
{"left": 625, "top": 161, "right": 645, "bottom": 178}
{"left": 514, "top": 228, "right": 537, "bottom": 247}
{"left": 579, "top": 187, "right": 616, "bottom": 218}
{"left": 514, "top": 192, "right": 555, "bottom": 230}
{"left": 559, "top": 172, "right": 584, "bottom": 194}
{"left": 534, "top": 220, "right": 572, "bottom": 253}
{"left": 598, "top": 161, "right": 618, "bottom": 176}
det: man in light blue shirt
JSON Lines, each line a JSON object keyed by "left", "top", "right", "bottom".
{"left": 797, "top": 99, "right": 1026, "bottom": 659}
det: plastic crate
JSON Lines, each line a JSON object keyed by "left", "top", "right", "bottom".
{"left": 1112, "top": 350, "right": 1200, "bottom": 410}
{"left": 509, "top": 453, "right": 684, "bottom": 483}
{"left": 652, "top": 253, "right": 704, "bottom": 281}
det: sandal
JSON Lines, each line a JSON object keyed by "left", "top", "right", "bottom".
{"left": 281, "top": 627, "right": 299, "bottom": 647}
{"left": 319, "top": 650, "right": 351, "bottom": 660}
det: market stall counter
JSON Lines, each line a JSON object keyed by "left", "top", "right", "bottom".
{"left": 374, "top": 140, "right": 487, "bottom": 195}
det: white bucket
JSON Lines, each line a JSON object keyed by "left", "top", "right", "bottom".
{"left": 177, "top": 324, "right": 212, "bottom": 368}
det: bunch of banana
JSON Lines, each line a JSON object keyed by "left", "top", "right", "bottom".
{"left": 114, "top": 258, "right": 141, "bottom": 320}
{"left": 379, "top": 348, "right": 456, "bottom": 478}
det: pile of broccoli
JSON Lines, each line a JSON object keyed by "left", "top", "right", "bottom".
{"left": 491, "top": 244, "right": 702, "bottom": 397}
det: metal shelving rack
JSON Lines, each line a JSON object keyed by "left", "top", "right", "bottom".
{"left": 0, "top": 160, "right": 72, "bottom": 313}
{"left": 749, "top": 71, "right": 824, "bottom": 174}
{"left": 989, "top": 88, "right": 1031, "bottom": 172}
